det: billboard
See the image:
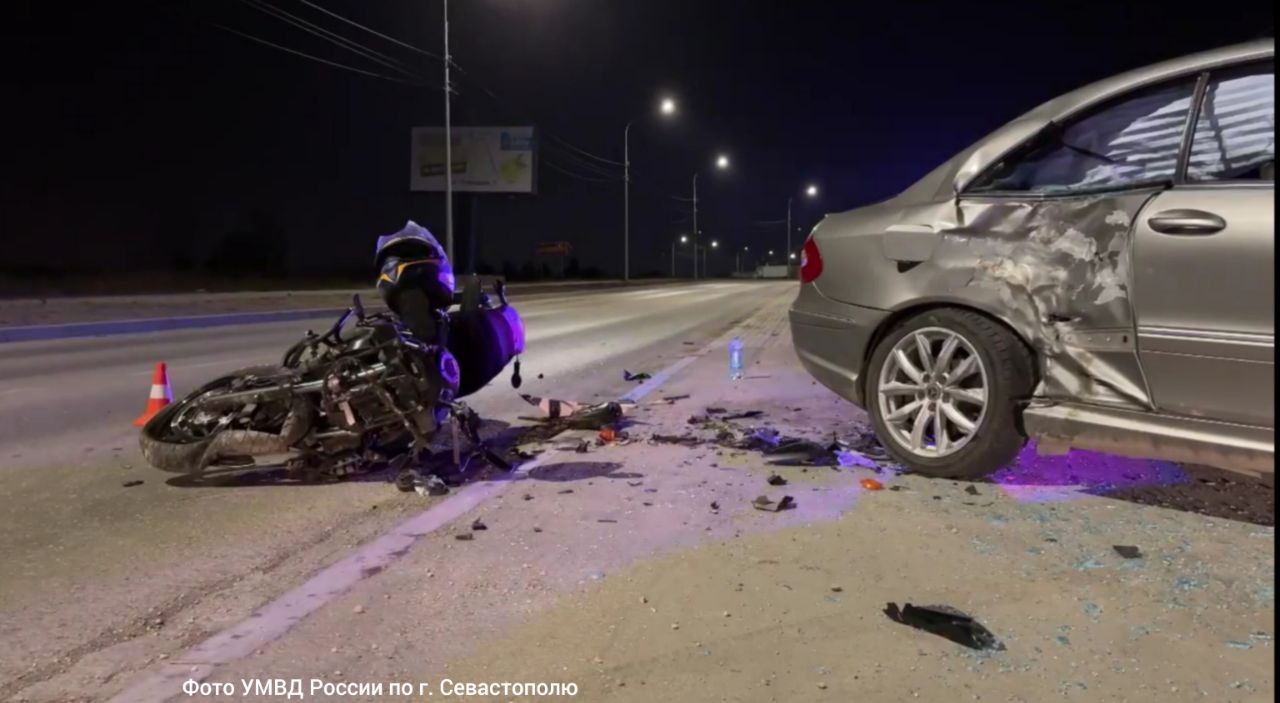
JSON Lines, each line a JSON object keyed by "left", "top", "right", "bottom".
{"left": 410, "top": 126, "right": 536, "bottom": 193}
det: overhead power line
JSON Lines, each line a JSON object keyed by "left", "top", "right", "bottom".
{"left": 296, "top": 0, "right": 445, "bottom": 61}
{"left": 540, "top": 158, "right": 621, "bottom": 184}
{"left": 210, "top": 22, "right": 429, "bottom": 86}
{"left": 289, "top": 2, "right": 630, "bottom": 170}
{"left": 241, "top": 0, "right": 425, "bottom": 81}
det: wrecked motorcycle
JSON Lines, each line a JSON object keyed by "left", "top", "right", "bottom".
{"left": 138, "top": 280, "right": 524, "bottom": 479}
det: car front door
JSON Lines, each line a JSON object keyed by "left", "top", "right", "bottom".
{"left": 1132, "top": 60, "right": 1275, "bottom": 426}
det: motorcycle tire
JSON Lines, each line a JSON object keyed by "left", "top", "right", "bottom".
{"left": 139, "top": 365, "right": 294, "bottom": 472}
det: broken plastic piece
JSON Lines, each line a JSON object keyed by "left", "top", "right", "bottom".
{"left": 566, "top": 402, "right": 625, "bottom": 430}
{"left": 1113, "top": 545, "right": 1143, "bottom": 559}
{"left": 748, "top": 427, "right": 782, "bottom": 448}
{"left": 414, "top": 475, "right": 450, "bottom": 497}
{"left": 860, "top": 478, "right": 885, "bottom": 491}
{"left": 723, "top": 410, "right": 764, "bottom": 420}
{"left": 650, "top": 433, "right": 702, "bottom": 446}
{"left": 122, "top": 480, "right": 144, "bottom": 488}
{"left": 835, "top": 448, "right": 880, "bottom": 470}
{"left": 767, "top": 473, "right": 787, "bottom": 486}
{"left": 752, "top": 495, "right": 796, "bottom": 512}
{"left": 520, "top": 393, "right": 584, "bottom": 419}
{"left": 598, "top": 427, "right": 618, "bottom": 443}
{"left": 884, "top": 602, "right": 1005, "bottom": 651}
{"left": 623, "top": 369, "right": 652, "bottom": 382}
{"left": 471, "top": 519, "right": 488, "bottom": 531}
{"left": 964, "top": 485, "right": 981, "bottom": 496}
{"left": 455, "top": 533, "right": 474, "bottom": 541}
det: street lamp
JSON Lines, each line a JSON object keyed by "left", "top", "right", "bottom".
{"left": 671, "top": 233, "right": 689, "bottom": 277}
{"left": 786, "top": 182, "right": 819, "bottom": 277}
{"left": 691, "top": 154, "right": 730, "bottom": 280}
{"left": 700, "top": 239, "right": 719, "bottom": 278}
{"left": 624, "top": 96, "right": 678, "bottom": 281}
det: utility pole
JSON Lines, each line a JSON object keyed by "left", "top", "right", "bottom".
{"left": 623, "top": 122, "right": 631, "bottom": 282}
{"left": 786, "top": 196, "right": 792, "bottom": 277}
{"left": 692, "top": 173, "right": 699, "bottom": 280}
{"left": 442, "top": 0, "right": 454, "bottom": 262}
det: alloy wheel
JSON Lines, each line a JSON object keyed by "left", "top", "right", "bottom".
{"left": 876, "top": 326, "right": 989, "bottom": 458}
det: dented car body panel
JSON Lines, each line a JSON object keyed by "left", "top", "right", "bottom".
{"left": 790, "top": 40, "right": 1274, "bottom": 474}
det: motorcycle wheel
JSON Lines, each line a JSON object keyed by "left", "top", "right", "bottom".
{"left": 138, "top": 365, "right": 298, "bottom": 472}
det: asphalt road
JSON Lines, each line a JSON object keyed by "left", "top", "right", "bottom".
{"left": 0, "top": 280, "right": 791, "bottom": 699}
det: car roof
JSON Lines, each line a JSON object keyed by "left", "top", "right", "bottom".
{"left": 902, "top": 39, "right": 1275, "bottom": 201}
{"left": 1018, "top": 38, "right": 1274, "bottom": 125}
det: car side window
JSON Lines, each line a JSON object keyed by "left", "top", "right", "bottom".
{"left": 968, "top": 77, "right": 1199, "bottom": 195}
{"left": 1186, "top": 62, "right": 1275, "bottom": 182}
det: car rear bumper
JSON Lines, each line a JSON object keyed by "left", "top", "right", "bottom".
{"left": 788, "top": 284, "right": 888, "bottom": 408}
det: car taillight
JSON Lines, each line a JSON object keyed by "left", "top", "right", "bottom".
{"left": 799, "top": 234, "right": 823, "bottom": 283}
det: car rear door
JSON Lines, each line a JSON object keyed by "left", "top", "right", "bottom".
{"left": 1131, "top": 60, "right": 1275, "bottom": 426}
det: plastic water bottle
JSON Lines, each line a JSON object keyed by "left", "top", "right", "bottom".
{"left": 728, "top": 336, "right": 744, "bottom": 380}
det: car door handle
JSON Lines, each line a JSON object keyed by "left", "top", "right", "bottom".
{"left": 1147, "top": 209, "right": 1226, "bottom": 235}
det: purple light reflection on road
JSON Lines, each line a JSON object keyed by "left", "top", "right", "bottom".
{"left": 991, "top": 443, "right": 1189, "bottom": 503}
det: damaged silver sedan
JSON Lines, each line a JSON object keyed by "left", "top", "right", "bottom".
{"left": 791, "top": 40, "right": 1274, "bottom": 477}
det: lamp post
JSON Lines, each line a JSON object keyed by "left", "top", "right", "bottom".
{"left": 442, "top": 0, "right": 454, "bottom": 261}
{"left": 670, "top": 233, "right": 688, "bottom": 277}
{"left": 786, "top": 183, "right": 819, "bottom": 277}
{"left": 692, "top": 154, "right": 730, "bottom": 280}
{"left": 624, "top": 97, "right": 677, "bottom": 282}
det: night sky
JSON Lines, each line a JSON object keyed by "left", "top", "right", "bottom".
{"left": 1, "top": 0, "right": 1273, "bottom": 278}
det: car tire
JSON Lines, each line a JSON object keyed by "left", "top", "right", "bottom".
{"left": 865, "top": 308, "right": 1035, "bottom": 478}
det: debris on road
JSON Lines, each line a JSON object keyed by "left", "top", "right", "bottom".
{"left": 413, "top": 475, "right": 450, "bottom": 497}
{"left": 766, "top": 473, "right": 787, "bottom": 486}
{"left": 471, "top": 519, "right": 488, "bottom": 531}
{"left": 705, "top": 406, "right": 727, "bottom": 415}
{"left": 710, "top": 501, "right": 720, "bottom": 511}
{"left": 1113, "top": 545, "right": 1143, "bottom": 559}
{"left": 455, "top": 533, "right": 475, "bottom": 541}
{"left": 885, "top": 602, "right": 1005, "bottom": 651}
{"left": 722, "top": 410, "right": 764, "bottom": 420}
{"left": 835, "top": 448, "right": 881, "bottom": 469}
{"left": 598, "top": 427, "right": 618, "bottom": 443}
{"left": 623, "top": 369, "right": 652, "bottom": 382}
{"left": 965, "top": 485, "right": 981, "bottom": 496}
{"left": 860, "top": 478, "right": 885, "bottom": 491}
{"left": 520, "top": 393, "right": 585, "bottom": 419}
{"left": 661, "top": 394, "right": 690, "bottom": 403}
{"left": 650, "top": 433, "right": 701, "bottom": 446}
{"left": 598, "top": 518, "right": 618, "bottom": 524}
{"left": 122, "top": 480, "right": 144, "bottom": 488}
{"left": 752, "top": 495, "right": 796, "bottom": 512}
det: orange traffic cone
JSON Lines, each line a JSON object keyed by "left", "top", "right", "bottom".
{"left": 133, "top": 362, "right": 173, "bottom": 426}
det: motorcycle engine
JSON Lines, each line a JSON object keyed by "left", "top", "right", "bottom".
{"left": 321, "top": 338, "right": 460, "bottom": 437}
